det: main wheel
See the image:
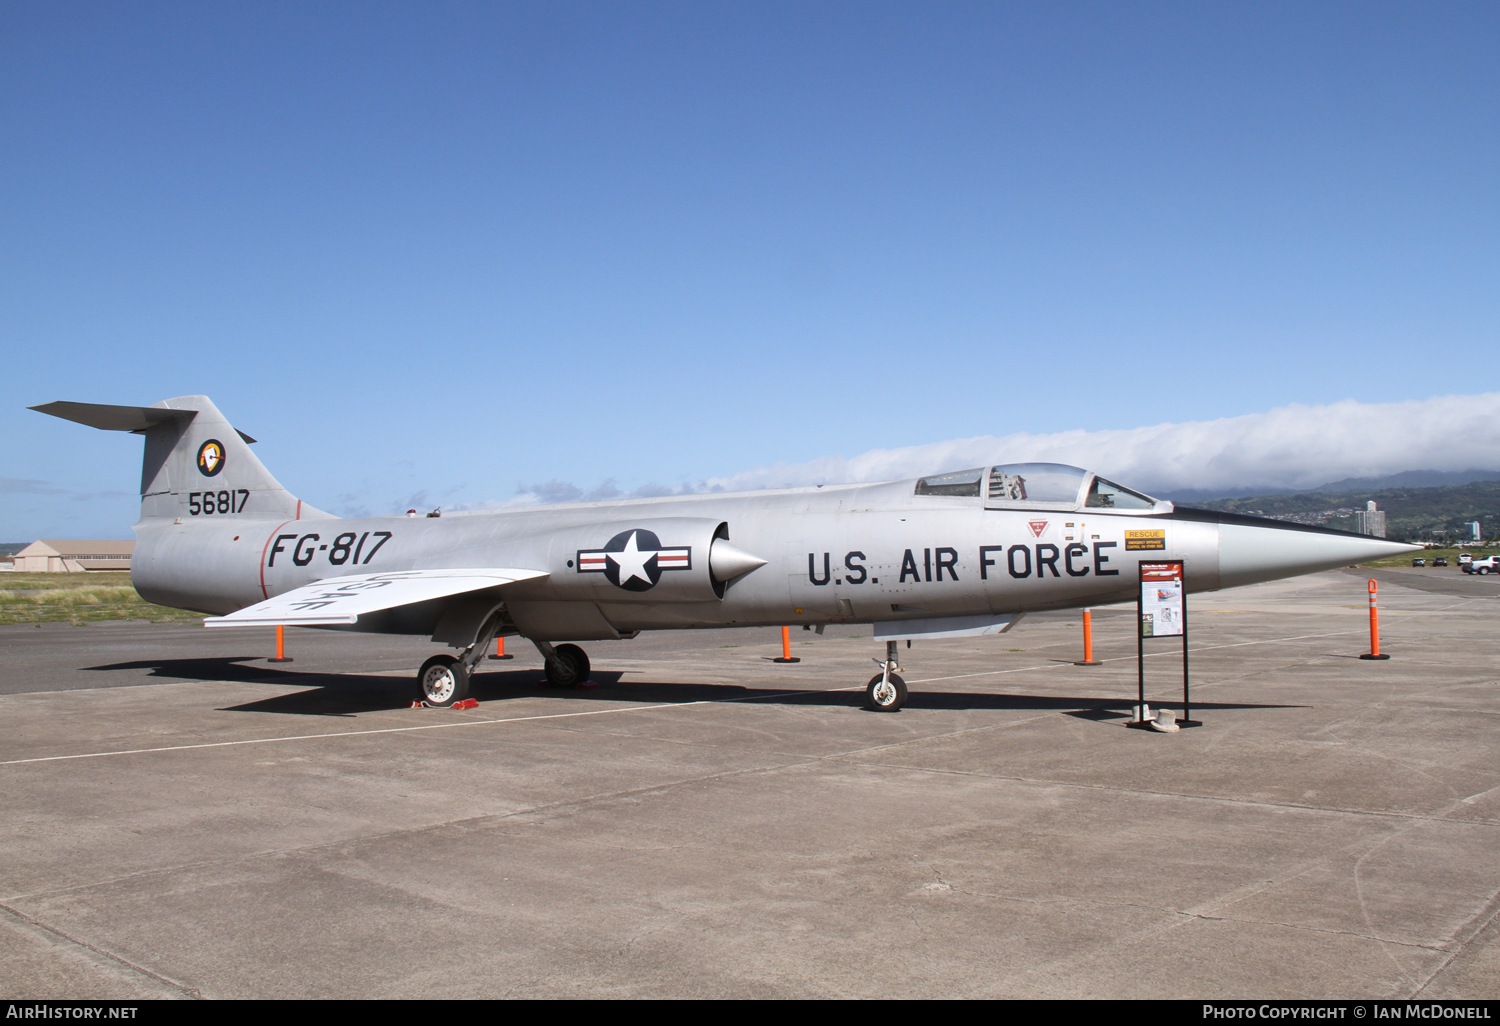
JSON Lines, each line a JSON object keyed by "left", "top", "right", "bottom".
{"left": 865, "top": 672, "right": 908, "bottom": 712}
{"left": 1480, "top": 567, "right": 1491, "bottom": 575}
{"left": 418, "top": 654, "right": 470, "bottom": 706}
{"left": 544, "top": 643, "right": 591, "bottom": 688}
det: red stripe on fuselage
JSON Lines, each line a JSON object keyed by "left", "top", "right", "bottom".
{"left": 258, "top": 521, "right": 295, "bottom": 599}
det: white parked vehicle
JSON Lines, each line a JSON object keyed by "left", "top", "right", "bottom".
{"left": 1463, "top": 555, "right": 1498, "bottom": 575}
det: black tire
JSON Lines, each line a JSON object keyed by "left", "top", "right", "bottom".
{"left": 418, "top": 654, "right": 470, "bottom": 706}
{"left": 545, "top": 643, "right": 591, "bottom": 687}
{"left": 1481, "top": 567, "right": 1491, "bottom": 576}
{"left": 865, "top": 672, "right": 908, "bottom": 712}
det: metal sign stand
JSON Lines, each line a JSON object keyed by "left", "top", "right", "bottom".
{"left": 1179, "top": 585, "right": 1198, "bottom": 727}
{"left": 1130, "top": 560, "right": 1200, "bottom": 729}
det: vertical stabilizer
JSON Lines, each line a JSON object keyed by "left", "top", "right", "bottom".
{"left": 29, "top": 396, "right": 334, "bottom": 524}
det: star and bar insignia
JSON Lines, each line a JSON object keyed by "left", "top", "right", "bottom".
{"left": 577, "top": 529, "right": 691, "bottom": 592}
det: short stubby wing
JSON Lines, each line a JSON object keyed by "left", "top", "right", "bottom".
{"left": 203, "top": 568, "right": 549, "bottom": 627}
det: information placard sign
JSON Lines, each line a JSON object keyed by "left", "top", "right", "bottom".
{"left": 1139, "top": 561, "right": 1184, "bottom": 637}
{"left": 1132, "top": 559, "right": 1198, "bottom": 727}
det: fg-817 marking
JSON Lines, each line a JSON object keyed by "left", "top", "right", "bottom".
{"left": 267, "top": 530, "right": 391, "bottom": 568}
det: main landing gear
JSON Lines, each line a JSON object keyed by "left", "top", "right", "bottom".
{"left": 534, "top": 640, "right": 591, "bottom": 688}
{"left": 866, "top": 640, "right": 908, "bottom": 712}
{"left": 414, "top": 633, "right": 595, "bottom": 705}
{"left": 414, "top": 614, "right": 505, "bottom": 707}
{"left": 418, "top": 654, "right": 470, "bottom": 706}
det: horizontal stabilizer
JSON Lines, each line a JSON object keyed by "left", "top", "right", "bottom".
{"left": 204, "top": 568, "right": 549, "bottom": 627}
{"left": 32, "top": 401, "right": 257, "bottom": 442}
{"left": 874, "top": 612, "right": 1025, "bottom": 641}
{"left": 30, "top": 401, "right": 195, "bottom": 433}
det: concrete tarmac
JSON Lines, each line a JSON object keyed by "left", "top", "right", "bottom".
{"left": 1, "top": 567, "right": 1497, "bottom": 999}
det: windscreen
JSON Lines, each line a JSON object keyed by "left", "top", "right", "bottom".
{"left": 914, "top": 468, "right": 985, "bottom": 497}
{"left": 1085, "top": 476, "right": 1157, "bottom": 509}
{"left": 987, "top": 464, "right": 1088, "bottom": 505}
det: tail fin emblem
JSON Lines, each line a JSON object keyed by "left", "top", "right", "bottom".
{"left": 197, "top": 439, "right": 225, "bottom": 477}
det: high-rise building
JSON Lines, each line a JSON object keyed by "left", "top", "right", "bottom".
{"left": 1355, "top": 501, "right": 1387, "bottom": 539}
{"left": 1473, "top": 521, "right": 1483, "bottom": 542}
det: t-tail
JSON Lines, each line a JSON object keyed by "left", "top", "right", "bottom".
{"left": 30, "top": 396, "right": 333, "bottom": 526}
{"left": 31, "top": 396, "right": 337, "bottom": 611}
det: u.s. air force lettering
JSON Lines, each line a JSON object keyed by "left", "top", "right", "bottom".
{"left": 806, "top": 543, "right": 1120, "bottom": 584}
{"left": 577, "top": 529, "right": 691, "bottom": 591}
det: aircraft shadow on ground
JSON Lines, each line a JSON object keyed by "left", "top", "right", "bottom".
{"left": 225, "top": 677, "right": 1298, "bottom": 718}
{"left": 81, "top": 657, "right": 1304, "bottom": 718}
{"left": 85, "top": 655, "right": 318, "bottom": 682}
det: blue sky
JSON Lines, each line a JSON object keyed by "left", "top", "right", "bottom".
{"left": 4, "top": 1, "right": 1497, "bottom": 538}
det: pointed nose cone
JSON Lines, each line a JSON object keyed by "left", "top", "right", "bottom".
{"left": 709, "top": 539, "right": 768, "bottom": 583}
{"left": 1219, "top": 521, "right": 1419, "bottom": 589}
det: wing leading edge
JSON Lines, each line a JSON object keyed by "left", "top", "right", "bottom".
{"left": 204, "top": 568, "right": 549, "bottom": 627}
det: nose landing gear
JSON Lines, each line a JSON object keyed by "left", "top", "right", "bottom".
{"left": 866, "top": 640, "right": 908, "bottom": 712}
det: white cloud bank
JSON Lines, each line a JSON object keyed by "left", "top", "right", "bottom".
{"left": 477, "top": 392, "right": 1500, "bottom": 509}
{"left": 702, "top": 392, "right": 1500, "bottom": 497}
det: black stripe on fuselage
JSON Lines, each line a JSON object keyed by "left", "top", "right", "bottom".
{"left": 1157, "top": 505, "right": 1371, "bottom": 538}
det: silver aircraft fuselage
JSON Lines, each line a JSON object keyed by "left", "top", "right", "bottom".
{"left": 34, "top": 395, "right": 1418, "bottom": 652}
{"left": 129, "top": 478, "right": 1403, "bottom": 642}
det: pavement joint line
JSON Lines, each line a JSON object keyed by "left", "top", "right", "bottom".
{"left": 1002, "top": 883, "right": 1419, "bottom": 992}
{"left": 995, "top": 799, "right": 1498, "bottom": 995}
{"left": 826, "top": 757, "right": 1500, "bottom": 827}
{"left": 0, "top": 685, "right": 865, "bottom": 767}
{"left": 5, "top": 747, "right": 871, "bottom": 906}
{"left": 0, "top": 900, "right": 202, "bottom": 1000}
{"left": 1350, "top": 819, "right": 1429, "bottom": 983}
{"left": 1410, "top": 887, "right": 1500, "bottom": 997}
{"left": 1181, "top": 907, "right": 1446, "bottom": 960}
{"left": 815, "top": 713, "right": 1061, "bottom": 762}
{"left": 519, "top": 693, "right": 1449, "bottom": 812}
{"left": 959, "top": 888, "right": 1451, "bottom": 952}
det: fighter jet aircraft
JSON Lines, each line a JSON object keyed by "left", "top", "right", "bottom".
{"left": 32, "top": 396, "right": 1418, "bottom": 711}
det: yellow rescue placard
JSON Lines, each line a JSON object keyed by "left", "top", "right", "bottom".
{"left": 1125, "top": 529, "right": 1166, "bottom": 551}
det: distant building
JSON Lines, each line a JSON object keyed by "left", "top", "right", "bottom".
{"left": 10, "top": 540, "right": 134, "bottom": 572}
{"left": 1354, "top": 501, "right": 1387, "bottom": 539}
{"left": 1473, "top": 521, "right": 1483, "bottom": 542}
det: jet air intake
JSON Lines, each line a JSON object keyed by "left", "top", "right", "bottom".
{"left": 709, "top": 539, "right": 767, "bottom": 585}
{"left": 551, "top": 517, "right": 765, "bottom": 603}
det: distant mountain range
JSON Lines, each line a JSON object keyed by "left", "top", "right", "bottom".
{"left": 1160, "top": 470, "right": 1500, "bottom": 503}
{"left": 1168, "top": 474, "right": 1500, "bottom": 540}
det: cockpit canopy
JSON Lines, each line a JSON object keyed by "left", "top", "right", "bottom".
{"left": 913, "top": 463, "right": 1162, "bottom": 511}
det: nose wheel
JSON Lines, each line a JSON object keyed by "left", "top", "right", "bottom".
{"left": 865, "top": 639, "right": 908, "bottom": 712}
{"left": 866, "top": 671, "right": 907, "bottom": 711}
